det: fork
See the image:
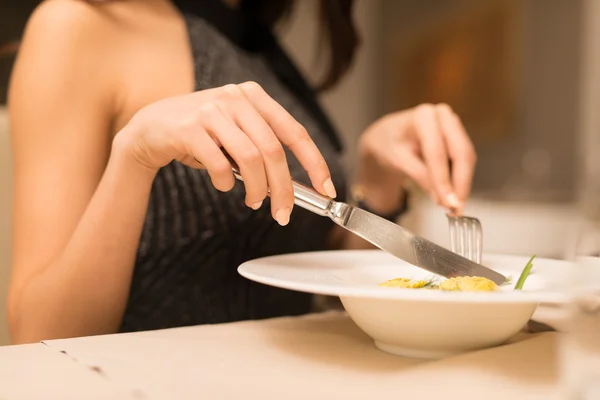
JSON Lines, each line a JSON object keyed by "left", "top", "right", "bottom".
{"left": 447, "top": 213, "right": 483, "bottom": 264}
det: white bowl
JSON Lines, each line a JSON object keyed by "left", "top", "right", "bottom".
{"left": 339, "top": 294, "right": 537, "bottom": 359}
{"left": 238, "top": 250, "right": 571, "bottom": 359}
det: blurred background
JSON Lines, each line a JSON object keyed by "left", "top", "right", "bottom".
{"left": 0, "top": 0, "right": 598, "bottom": 345}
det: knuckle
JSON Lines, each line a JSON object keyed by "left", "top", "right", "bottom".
{"left": 223, "top": 83, "right": 241, "bottom": 94}
{"left": 412, "top": 105, "right": 435, "bottom": 127}
{"left": 453, "top": 138, "right": 477, "bottom": 163}
{"left": 294, "top": 123, "right": 310, "bottom": 139}
{"left": 415, "top": 103, "right": 435, "bottom": 114}
{"left": 436, "top": 102, "right": 452, "bottom": 112}
{"left": 429, "top": 147, "right": 446, "bottom": 160}
{"left": 289, "top": 123, "right": 312, "bottom": 148}
{"left": 219, "top": 84, "right": 243, "bottom": 100}
{"left": 262, "top": 139, "right": 285, "bottom": 158}
{"left": 240, "top": 147, "right": 262, "bottom": 165}
{"left": 465, "top": 146, "right": 478, "bottom": 163}
{"left": 198, "top": 101, "right": 219, "bottom": 117}
{"left": 316, "top": 156, "right": 327, "bottom": 169}
{"left": 213, "top": 159, "right": 233, "bottom": 175}
{"left": 239, "top": 81, "right": 263, "bottom": 94}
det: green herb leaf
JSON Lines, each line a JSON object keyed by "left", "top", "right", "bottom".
{"left": 502, "top": 275, "right": 513, "bottom": 286}
{"left": 422, "top": 276, "right": 440, "bottom": 287}
{"left": 514, "top": 255, "right": 536, "bottom": 290}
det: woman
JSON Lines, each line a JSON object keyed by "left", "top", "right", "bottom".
{"left": 7, "top": 0, "right": 476, "bottom": 344}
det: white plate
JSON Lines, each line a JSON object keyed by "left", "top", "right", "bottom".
{"left": 238, "top": 250, "right": 572, "bottom": 359}
{"left": 239, "top": 250, "right": 570, "bottom": 304}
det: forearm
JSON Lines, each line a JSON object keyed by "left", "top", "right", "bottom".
{"left": 9, "top": 141, "right": 156, "bottom": 344}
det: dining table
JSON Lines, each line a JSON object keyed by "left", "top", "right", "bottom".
{"left": 0, "top": 306, "right": 575, "bottom": 400}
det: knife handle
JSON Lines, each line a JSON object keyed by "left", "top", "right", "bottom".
{"left": 231, "top": 165, "right": 333, "bottom": 217}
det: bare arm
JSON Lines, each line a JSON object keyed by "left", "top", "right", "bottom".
{"left": 7, "top": 0, "right": 157, "bottom": 343}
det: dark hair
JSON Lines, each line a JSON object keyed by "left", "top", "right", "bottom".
{"left": 241, "top": 0, "right": 359, "bottom": 91}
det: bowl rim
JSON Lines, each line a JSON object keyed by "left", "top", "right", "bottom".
{"left": 238, "top": 249, "right": 573, "bottom": 304}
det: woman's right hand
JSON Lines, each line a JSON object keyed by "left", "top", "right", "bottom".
{"left": 115, "top": 81, "right": 337, "bottom": 226}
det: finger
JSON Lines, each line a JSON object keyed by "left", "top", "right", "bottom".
{"left": 412, "top": 104, "right": 460, "bottom": 210}
{"left": 198, "top": 102, "right": 269, "bottom": 211}
{"left": 388, "top": 146, "right": 434, "bottom": 200}
{"left": 436, "top": 104, "right": 477, "bottom": 204}
{"left": 237, "top": 81, "right": 336, "bottom": 199}
{"left": 185, "top": 127, "right": 235, "bottom": 193}
{"left": 216, "top": 85, "right": 294, "bottom": 224}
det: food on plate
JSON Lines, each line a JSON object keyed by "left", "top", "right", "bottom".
{"left": 379, "top": 276, "right": 498, "bottom": 292}
{"left": 438, "top": 276, "right": 498, "bottom": 292}
{"left": 379, "top": 278, "right": 431, "bottom": 289}
{"left": 379, "top": 255, "right": 537, "bottom": 292}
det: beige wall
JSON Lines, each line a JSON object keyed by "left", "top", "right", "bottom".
{"left": 380, "top": 0, "right": 584, "bottom": 200}
{"left": 578, "top": 0, "right": 600, "bottom": 194}
{"left": 0, "top": 107, "right": 11, "bottom": 345}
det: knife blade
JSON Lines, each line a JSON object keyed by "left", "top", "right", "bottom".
{"left": 342, "top": 206, "right": 506, "bottom": 284}
{"left": 231, "top": 166, "right": 506, "bottom": 285}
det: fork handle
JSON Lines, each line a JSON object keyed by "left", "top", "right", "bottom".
{"left": 231, "top": 166, "right": 333, "bottom": 217}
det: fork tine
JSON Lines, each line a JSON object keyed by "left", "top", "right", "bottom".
{"left": 446, "top": 214, "right": 483, "bottom": 264}
{"left": 463, "top": 219, "right": 470, "bottom": 261}
{"left": 460, "top": 218, "right": 467, "bottom": 259}
{"left": 448, "top": 216, "right": 457, "bottom": 253}
{"left": 474, "top": 218, "right": 483, "bottom": 263}
{"left": 468, "top": 219, "right": 476, "bottom": 262}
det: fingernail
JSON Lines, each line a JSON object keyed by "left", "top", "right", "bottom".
{"left": 275, "top": 208, "right": 291, "bottom": 226}
{"left": 446, "top": 193, "right": 462, "bottom": 209}
{"left": 323, "top": 178, "right": 337, "bottom": 198}
{"left": 250, "top": 201, "right": 263, "bottom": 210}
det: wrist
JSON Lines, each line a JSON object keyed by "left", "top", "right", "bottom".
{"left": 351, "top": 182, "right": 408, "bottom": 217}
{"left": 110, "top": 127, "right": 159, "bottom": 183}
{"left": 354, "top": 150, "right": 406, "bottom": 214}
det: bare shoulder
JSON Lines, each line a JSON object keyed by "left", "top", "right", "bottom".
{"left": 20, "top": 0, "right": 181, "bottom": 67}
{"left": 13, "top": 0, "right": 193, "bottom": 134}
{"left": 16, "top": 0, "right": 131, "bottom": 88}
{"left": 27, "top": 0, "right": 118, "bottom": 40}
{"left": 23, "top": 0, "right": 140, "bottom": 58}
{"left": 11, "top": 0, "right": 170, "bottom": 130}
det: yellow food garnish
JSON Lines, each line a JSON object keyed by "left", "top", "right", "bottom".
{"left": 379, "top": 278, "right": 430, "bottom": 289}
{"left": 380, "top": 256, "right": 536, "bottom": 292}
{"left": 438, "top": 276, "right": 498, "bottom": 292}
{"left": 379, "top": 276, "right": 498, "bottom": 292}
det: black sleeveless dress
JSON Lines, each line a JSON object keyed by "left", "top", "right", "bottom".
{"left": 119, "top": 0, "right": 348, "bottom": 332}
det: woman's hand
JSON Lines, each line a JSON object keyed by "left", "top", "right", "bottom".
{"left": 115, "top": 81, "right": 337, "bottom": 226}
{"left": 356, "top": 103, "right": 477, "bottom": 215}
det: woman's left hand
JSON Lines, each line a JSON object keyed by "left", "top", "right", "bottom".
{"left": 355, "top": 103, "right": 477, "bottom": 216}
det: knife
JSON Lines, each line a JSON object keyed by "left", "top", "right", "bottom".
{"left": 231, "top": 166, "right": 507, "bottom": 285}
